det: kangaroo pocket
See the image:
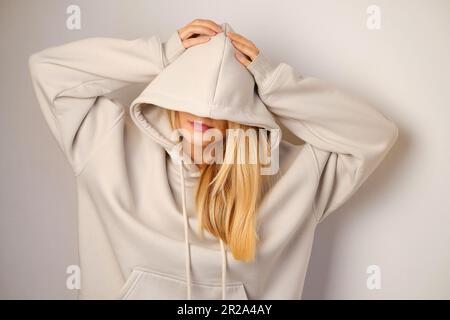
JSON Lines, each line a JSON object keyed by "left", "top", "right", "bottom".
{"left": 117, "top": 267, "right": 249, "bottom": 300}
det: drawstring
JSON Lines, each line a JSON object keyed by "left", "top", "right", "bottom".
{"left": 179, "top": 161, "right": 192, "bottom": 299}
{"left": 219, "top": 238, "right": 227, "bottom": 300}
{"left": 179, "top": 160, "right": 227, "bottom": 300}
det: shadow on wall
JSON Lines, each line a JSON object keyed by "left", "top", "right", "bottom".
{"left": 302, "top": 106, "right": 407, "bottom": 299}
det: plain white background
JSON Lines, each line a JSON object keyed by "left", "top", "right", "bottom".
{"left": 1, "top": 0, "right": 449, "bottom": 299}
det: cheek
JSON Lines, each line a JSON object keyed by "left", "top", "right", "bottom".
{"left": 176, "top": 115, "right": 192, "bottom": 133}
{"left": 176, "top": 112, "right": 192, "bottom": 126}
{"left": 179, "top": 119, "right": 192, "bottom": 132}
{"left": 215, "top": 121, "right": 228, "bottom": 135}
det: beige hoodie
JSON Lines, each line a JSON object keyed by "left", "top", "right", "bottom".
{"left": 28, "top": 22, "right": 398, "bottom": 299}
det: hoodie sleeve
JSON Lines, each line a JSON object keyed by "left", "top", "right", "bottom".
{"left": 28, "top": 30, "right": 186, "bottom": 175}
{"left": 247, "top": 52, "right": 399, "bottom": 224}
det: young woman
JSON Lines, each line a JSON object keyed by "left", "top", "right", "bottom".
{"left": 28, "top": 19, "right": 398, "bottom": 299}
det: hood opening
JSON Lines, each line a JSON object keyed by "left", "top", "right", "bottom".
{"left": 130, "top": 21, "right": 282, "bottom": 165}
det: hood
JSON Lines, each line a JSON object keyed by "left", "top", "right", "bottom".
{"left": 130, "top": 21, "right": 282, "bottom": 167}
{"left": 128, "top": 21, "right": 281, "bottom": 300}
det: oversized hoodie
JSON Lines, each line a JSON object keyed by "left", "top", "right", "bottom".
{"left": 28, "top": 22, "right": 398, "bottom": 299}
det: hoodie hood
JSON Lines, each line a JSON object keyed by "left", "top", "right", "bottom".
{"left": 129, "top": 22, "right": 282, "bottom": 167}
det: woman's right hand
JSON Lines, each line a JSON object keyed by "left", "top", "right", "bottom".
{"left": 177, "top": 19, "right": 223, "bottom": 49}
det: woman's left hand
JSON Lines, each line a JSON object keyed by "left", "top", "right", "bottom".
{"left": 226, "top": 31, "right": 260, "bottom": 68}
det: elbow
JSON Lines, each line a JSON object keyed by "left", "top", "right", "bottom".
{"left": 383, "top": 117, "right": 399, "bottom": 152}
{"left": 369, "top": 117, "right": 399, "bottom": 165}
{"left": 354, "top": 119, "right": 399, "bottom": 185}
{"left": 363, "top": 115, "right": 399, "bottom": 164}
{"left": 28, "top": 53, "right": 40, "bottom": 79}
{"left": 28, "top": 52, "right": 46, "bottom": 80}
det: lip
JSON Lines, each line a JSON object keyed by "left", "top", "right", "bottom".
{"left": 189, "top": 120, "right": 213, "bottom": 132}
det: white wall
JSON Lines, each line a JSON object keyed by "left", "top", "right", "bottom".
{"left": 1, "top": 0, "right": 449, "bottom": 299}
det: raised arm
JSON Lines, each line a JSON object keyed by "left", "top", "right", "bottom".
{"left": 247, "top": 52, "right": 399, "bottom": 223}
{"left": 28, "top": 30, "right": 186, "bottom": 175}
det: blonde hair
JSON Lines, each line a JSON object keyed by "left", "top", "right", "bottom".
{"left": 167, "top": 109, "right": 273, "bottom": 262}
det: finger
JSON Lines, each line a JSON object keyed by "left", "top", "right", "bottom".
{"left": 191, "top": 19, "right": 223, "bottom": 33}
{"left": 183, "top": 35, "right": 211, "bottom": 48}
{"left": 183, "top": 25, "right": 217, "bottom": 38}
{"left": 230, "top": 40, "right": 259, "bottom": 60}
{"left": 235, "top": 50, "right": 252, "bottom": 67}
{"left": 226, "top": 31, "right": 256, "bottom": 48}
{"left": 180, "top": 25, "right": 217, "bottom": 39}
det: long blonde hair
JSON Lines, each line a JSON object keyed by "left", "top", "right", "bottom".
{"left": 167, "top": 110, "right": 273, "bottom": 262}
